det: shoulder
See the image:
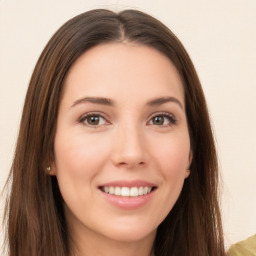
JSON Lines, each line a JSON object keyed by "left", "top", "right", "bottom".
{"left": 227, "top": 234, "right": 256, "bottom": 256}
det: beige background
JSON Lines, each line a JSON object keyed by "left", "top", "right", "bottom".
{"left": 0, "top": 0, "right": 255, "bottom": 252}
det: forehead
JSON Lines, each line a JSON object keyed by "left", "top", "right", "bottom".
{"left": 61, "top": 42, "right": 185, "bottom": 106}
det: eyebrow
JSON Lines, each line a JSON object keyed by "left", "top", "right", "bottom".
{"left": 147, "top": 96, "right": 184, "bottom": 109}
{"left": 71, "top": 97, "right": 115, "bottom": 108}
{"left": 71, "top": 96, "right": 183, "bottom": 109}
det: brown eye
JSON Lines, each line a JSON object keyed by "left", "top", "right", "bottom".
{"left": 80, "top": 114, "right": 108, "bottom": 127}
{"left": 149, "top": 113, "right": 177, "bottom": 126}
{"left": 87, "top": 116, "right": 100, "bottom": 125}
{"left": 152, "top": 116, "right": 165, "bottom": 125}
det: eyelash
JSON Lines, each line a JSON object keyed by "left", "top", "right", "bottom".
{"left": 148, "top": 112, "right": 177, "bottom": 127}
{"left": 79, "top": 111, "right": 177, "bottom": 128}
{"left": 79, "top": 112, "right": 109, "bottom": 128}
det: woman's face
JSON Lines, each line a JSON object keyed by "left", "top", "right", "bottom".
{"left": 52, "top": 43, "right": 191, "bottom": 246}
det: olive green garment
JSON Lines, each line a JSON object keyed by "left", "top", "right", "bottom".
{"left": 227, "top": 234, "right": 256, "bottom": 256}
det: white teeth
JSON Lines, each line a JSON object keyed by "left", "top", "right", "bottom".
{"left": 102, "top": 186, "right": 153, "bottom": 197}
{"left": 130, "top": 187, "right": 138, "bottom": 197}
{"left": 109, "top": 186, "right": 114, "bottom": 194}
{"left": 114, "top": 186, "right": 121, "bottom": 196}
{"left": 138, "top": 187, "right": 144, "bottom": 195}
{"left": 121, "top": 187, "right": 130, "bottom": 197}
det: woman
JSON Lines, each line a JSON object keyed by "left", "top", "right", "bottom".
{"left": 4, "top": 9, "right": 226, "bottom": 256}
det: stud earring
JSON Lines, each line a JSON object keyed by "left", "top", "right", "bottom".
{"left": 46, "top": 166, "right": 51, "bottom": 171}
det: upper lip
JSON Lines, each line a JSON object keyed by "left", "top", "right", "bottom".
{"left": 98, "top": 180, "right": 157, "bottom": 188}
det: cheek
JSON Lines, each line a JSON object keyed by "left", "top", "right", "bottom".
{"left": 145, "top": 133, "right": 190, "bottom": 226}
{"left": 54, "top": 131, "right": 110, "bottom": 177}
{"left": 53, "top": 132, "right": 113, "bottom": 210}
{"left": 151, "top": 132, "right": 191, "bottom": 177}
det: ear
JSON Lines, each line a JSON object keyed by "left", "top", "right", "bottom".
{"left": 184, "top": 169, "right": 190, "bottom": 178}
{"left": 185, "top": 150, "right": 193, "bottom": 178}
{"left": 46, "top": 162, "right": 57, "bottom": 176}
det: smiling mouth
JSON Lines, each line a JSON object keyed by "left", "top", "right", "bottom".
{"left": 99, "top": 186, "right": 157, "bottom": 197}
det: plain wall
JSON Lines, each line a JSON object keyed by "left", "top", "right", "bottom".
{"left": 1, "top": 0, "right": 255, "bottom": 252}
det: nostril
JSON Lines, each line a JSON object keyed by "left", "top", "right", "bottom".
{"left": 118, "top": 162, "right": 127, "bottom": 166}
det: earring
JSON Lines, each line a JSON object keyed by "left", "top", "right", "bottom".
{"left": 46, "top": 166, "right": 51, "bottom": 171}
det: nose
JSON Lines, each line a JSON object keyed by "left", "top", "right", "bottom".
{"left": 111, "top": 124, "right": 149, "bottom": 169}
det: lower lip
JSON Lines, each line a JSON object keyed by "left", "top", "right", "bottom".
{"left": 100, "top": 189, "right": 156, "bottom": 210}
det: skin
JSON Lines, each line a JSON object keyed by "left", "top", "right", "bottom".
{"left": 50, "top": 43, "right": 192, "bottom": 256}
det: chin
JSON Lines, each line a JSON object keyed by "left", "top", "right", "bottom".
{"left": 101, "top": 223, "right": 157, "bottom": 243}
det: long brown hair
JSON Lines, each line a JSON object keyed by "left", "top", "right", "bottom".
{"left": 3, "top": 9, "right": 225, "bottom": 256}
